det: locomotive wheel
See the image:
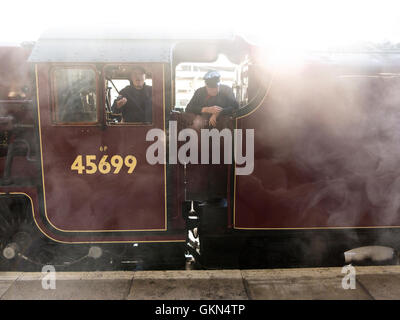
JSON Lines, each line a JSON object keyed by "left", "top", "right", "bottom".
{"left": 0, "top": 197, "right": 35, "bottom": 270}
{"left": 0, "top": 196, "right": 91, "bottom": 271}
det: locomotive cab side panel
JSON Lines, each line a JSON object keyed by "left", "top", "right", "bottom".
{"left": 35, "top": 63, "right": 168, "bottom": 233}
{"left": 21, "top": 34, "right": 193, "bottom": 242}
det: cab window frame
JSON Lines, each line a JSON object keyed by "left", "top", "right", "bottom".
{"left": 50, "top": 65, "right": 100, "bottom": 126}
{"left": 103, "top": 63, "right": 154, "bottom": 127}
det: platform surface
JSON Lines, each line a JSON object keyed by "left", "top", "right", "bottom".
{"left": 1, "top": 266, "right": 400, "bottom": 300}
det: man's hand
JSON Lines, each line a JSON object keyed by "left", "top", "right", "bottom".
{"left": 116, "top": 97, "right": 127, "bottom": 109}
{"left": 209, "top": 113, "right": 218, "bottom": 127}
{"left": 201, "top": 106, "right": 222, "bottom": 115}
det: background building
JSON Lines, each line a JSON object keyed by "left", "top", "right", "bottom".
{"left": 175, "top": 54, "right": 238, "bottom": 109}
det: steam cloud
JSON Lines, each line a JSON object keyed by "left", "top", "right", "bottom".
{"left": 247, "top": 52, "right": 400, "bottom": 229}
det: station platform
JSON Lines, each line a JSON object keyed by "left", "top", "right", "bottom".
{"left": 0, "top": 266, "right": 399, "bottom": 300}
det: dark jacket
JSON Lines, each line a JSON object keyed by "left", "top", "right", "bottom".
{"left": 185, "top": 84, "right": 239, "bottom": 116}
{"left": 111, "top": 84, "right": 152, "bottom": 123}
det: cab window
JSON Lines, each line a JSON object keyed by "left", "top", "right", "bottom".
{"left": 174, "top": 55, "right": 239, "bottom": 111}
{"left": 52, "top": 68, "right": 97, "bottom": 124}
{"left": 104, "top": 65, "right": 153, "bottom": 125}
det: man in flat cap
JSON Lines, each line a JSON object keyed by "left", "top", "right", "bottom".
{"left": 185, "top": 70, "right": 239, "bottom": 127}
{"left": 112, "top": 65, "right": 152, "bottom": 123}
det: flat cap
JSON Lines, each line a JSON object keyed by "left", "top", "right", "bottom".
{"left": 203, "top": 70, "right": 221, "bottom": 80}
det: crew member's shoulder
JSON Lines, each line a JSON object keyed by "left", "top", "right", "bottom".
{"left": 219, "top": 84, "right": 234, "bottom": 93}
{"left": 120, "top": 85, "right": 133, "bottom": 94}
{"left": 194, "top": 86, "right": 207, "bottom": 95}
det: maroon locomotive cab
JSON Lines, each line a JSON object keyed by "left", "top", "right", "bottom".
{"left": 33, "top": 62, "right": 183, "bottom": 242}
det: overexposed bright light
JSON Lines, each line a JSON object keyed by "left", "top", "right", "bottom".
{"left": 0, "top": 0, "right": 400, "bottom": 51}
{"left": 239, "top": 0, "right": 400, "bottom": 50}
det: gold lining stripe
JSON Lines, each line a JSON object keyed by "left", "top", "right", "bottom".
{"left": 0, "top": 192, "right": 184, "bottom": 244}
{"left": 163, "top": 65, "right": 168, "bottom": 230}
{"left": 35, "top": 64, "right": 168, "bottom": 232}
{"left": 235, "top": 70, "right": 274, "bottom": 120}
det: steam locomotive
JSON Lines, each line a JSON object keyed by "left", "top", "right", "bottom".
{"left": 1, "top": 29, "right": 400, "bottom": 270}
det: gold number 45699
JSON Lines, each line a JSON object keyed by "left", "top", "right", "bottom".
{"left": 71, "top": 155, "right": 137, "bottom": 174}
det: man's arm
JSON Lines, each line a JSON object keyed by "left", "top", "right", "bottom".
{"left": 185, "top": 89, "right": 203, "bottom": 114}
{"left": 111, "top": 88, "right": 128, "bottom": 114}
{"left": 186, "top": 89, "right": 222, "bottom": 115}
{"left": 219, "top": 86, "right": 239, "bottom": 116}
{"left": 111, "top": 99, "right": 122, "bottom": 114}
